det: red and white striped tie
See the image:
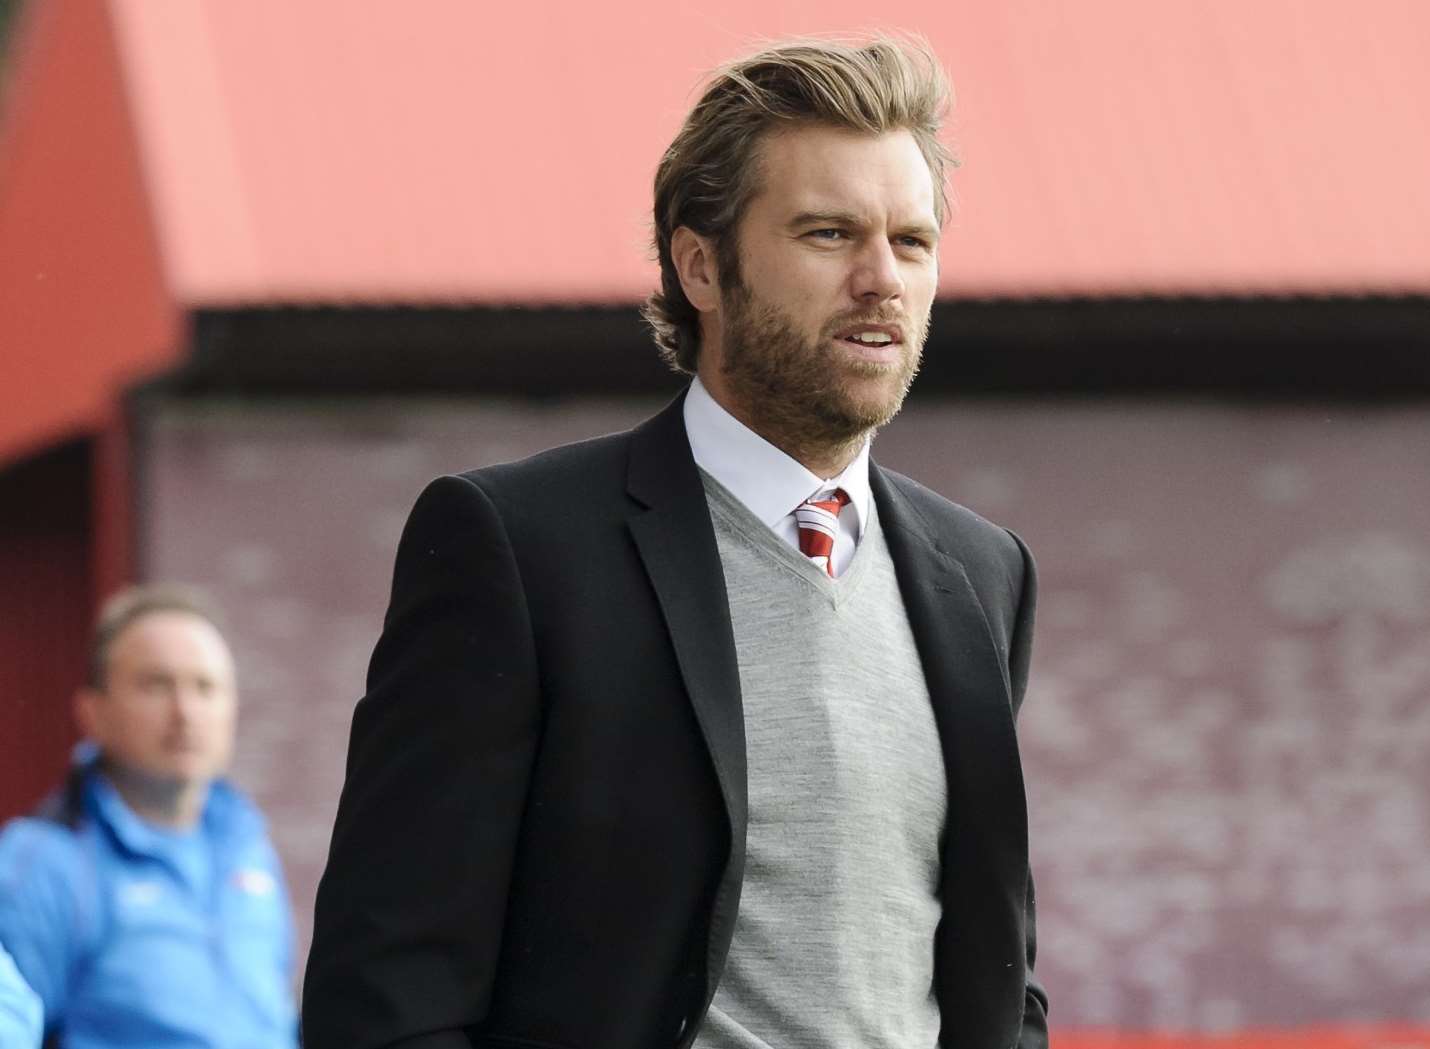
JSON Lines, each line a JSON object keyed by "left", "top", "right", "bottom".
{"left": 795, "top": 488, "right": 850, "bottom": 578}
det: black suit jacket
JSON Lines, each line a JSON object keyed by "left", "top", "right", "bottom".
{"left": 303, "top": 393, "right": 1048, "bottom": 1049}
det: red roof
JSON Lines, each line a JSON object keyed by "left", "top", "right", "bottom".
{"left": 3, "top": 0, "right": 1429, "bottom": 464}
{"left": 104, "top": 0, "right": 1430, "bottom": 304}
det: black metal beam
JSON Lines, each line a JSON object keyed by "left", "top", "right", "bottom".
{"left": 176, "top": 296, "right": 1430, "bottom": 399}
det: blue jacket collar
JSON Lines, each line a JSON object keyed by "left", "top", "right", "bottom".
{"left": 70, "top": 741, "right": 264, "bottom": 857}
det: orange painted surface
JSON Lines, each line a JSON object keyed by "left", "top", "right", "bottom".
{"left": 1057, "top": 1031, "right": 1430, "bottom": 1049}
{"left": 104, "top": 0, "right": 1430, "bottom": 305}
{"left": 4, "top": 0, "right": 1430, "bottom": 460}
{"left": 0, "top": 0, "right": 180, "bottom": 465}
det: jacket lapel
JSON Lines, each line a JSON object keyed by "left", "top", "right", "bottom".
{"left": 624, "top": 393, "right": 747, "bottom": 1007}
{"left": 872, "top": 466, "right": 1033, "bottom": 1042}
{"left": 870, "top": 464, "right": 1029, "bottom": 878}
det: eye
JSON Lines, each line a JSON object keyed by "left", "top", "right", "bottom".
{"left": 806, "top": 228, "right": 848, "bottom": 241}
{"left": 896, "top": 234, "right": 933, "bottom": 251}
{"left": 137, "top": 673, "right": 177, "bottom": 698}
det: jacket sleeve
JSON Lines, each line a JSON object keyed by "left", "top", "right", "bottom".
{"left": 302, "top": 475, "right": 542, "bottom": 1049}
{"left": 0, "top": 820, "right": 91, "bottom": 1034}
{"left": 0, "top": 942, "right": 43, "bottom": 1049}
{"left": 1008, "top": 530, "right": 1049, "bottom": 1049}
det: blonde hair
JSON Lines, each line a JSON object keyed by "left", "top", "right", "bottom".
{"left": 642, "top": 35, "right": 955, "bottom": 374}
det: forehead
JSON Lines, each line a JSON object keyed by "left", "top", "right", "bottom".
{"left": 748, "top": 125, "right": 939, "bottom": 223}
{"left": 108, "top": 611, "right": 233, "bottom": 674}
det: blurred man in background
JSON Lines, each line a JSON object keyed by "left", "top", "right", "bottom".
{"left": 0, "top": 585, "right": 297, "bottom": 1048}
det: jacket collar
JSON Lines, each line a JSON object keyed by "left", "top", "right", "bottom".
{"left": 69, "top": 743, "right": 262, "bottom": 858}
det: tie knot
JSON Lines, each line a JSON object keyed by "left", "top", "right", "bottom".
{"left": 802, "top": 488, "right": 850, "bottom": 516}
{"left": 794, "top": 487, "right": 850, "bottom": 577}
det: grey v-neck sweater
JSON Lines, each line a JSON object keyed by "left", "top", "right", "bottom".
{"left": 693, "top": 472, "right": 947, "bottom": 1049}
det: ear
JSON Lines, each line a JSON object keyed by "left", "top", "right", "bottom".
{"left": 74, "top": 686, "right": 101, "bottom": 741}
{"left": 670, "top": 227, "right": 721, "bottom": 313}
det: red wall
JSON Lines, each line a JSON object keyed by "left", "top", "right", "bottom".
{"left": 0, "top": 442, "right": 91, "bottom": 817}
{"left": 0, "top": 0, "right": 156, "bottom": 812}
{"left": 0, "top": 0, "right": 180, "bottom": 467}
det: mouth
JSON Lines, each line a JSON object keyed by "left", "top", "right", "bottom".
{"left": 833, "top": 323, "right": 903, "bottom": 347}
{"left": 832, "top": 324, "right": 904, "bottom": 364}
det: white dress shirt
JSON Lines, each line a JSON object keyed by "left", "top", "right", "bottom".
{"left": 683, "top": 376, "right": 870, "bottom": 578}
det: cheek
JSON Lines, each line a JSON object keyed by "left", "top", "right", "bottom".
{"left": 748, "top": 249, "right": 841, "bottom": 302}
{"left": 208, "top": 704, "right": 239, "bottom": 743}
{"left": 785, "top": 273, "right": 848, "bottom": 332}
{"left": 897, "top": 255, "right": 933, "bottom": 291}
{"left": 101, "top": 717, "right": 165, "bottom": 761}
{"left": 109, "top": 705, "right": 166, "bottom": 741}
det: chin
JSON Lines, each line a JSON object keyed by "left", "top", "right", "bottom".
{"left": 156, "top": 760, "right": 218, "bottom": 785}
{"left": 827, "top": 377, "right": 910, "bottom": 430}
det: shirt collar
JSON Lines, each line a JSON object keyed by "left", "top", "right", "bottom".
{"left": 75, "top": 742, "right": 259, "bottom": 853}
{"left": 683, "top": 376, "right": 871, "bottom": 536}
{"left": 88, "top": 771, "right": 204, "bottom": 857}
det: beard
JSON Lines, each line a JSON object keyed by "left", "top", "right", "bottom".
{"left": 717, "top": 279, "right": 927, "bottom": 457}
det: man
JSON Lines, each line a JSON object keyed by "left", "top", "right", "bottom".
{"left": 0, "top": 586, "right": 298, "bottom": 1048}
{"left": 304, "top": 36, "right": 1046, "bottom": 1049}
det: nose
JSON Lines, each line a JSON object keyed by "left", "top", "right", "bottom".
{"left": 850, "top": 238, "right": 904, "bottom": 304}
{"left": 170, "top": 684, "right": 204, "bottom": 724}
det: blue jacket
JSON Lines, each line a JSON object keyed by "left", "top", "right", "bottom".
{"left": 0, "top": 754, "right": 298, "bottom": 1049}
{"left": 0, "top": 941, "right": 42, "bottom": 1048}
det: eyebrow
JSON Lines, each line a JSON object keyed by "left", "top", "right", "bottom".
{"left": 786, "top": 210, "right": 940, "bottom": 241}
{"left": 787, "top": 210, "right": 862, "bottom": 230}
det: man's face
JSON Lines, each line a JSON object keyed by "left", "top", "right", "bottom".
{"left": 78, "top": 611, "right": 238, "bottom": 788}
{"left": 706, "top": 126, "right": 941, "bottom": 446}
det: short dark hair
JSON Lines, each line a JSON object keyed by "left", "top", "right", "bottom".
{"left": 642, "top": 35, "right": 955, "bottom": 374}
{"left": 88, "top": 584, "right": 225, "bottom": 689}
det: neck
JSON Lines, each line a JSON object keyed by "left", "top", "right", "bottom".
{"left": 754, "top": 424, "right": 865, "bottom": 479}
{"left": 697, "top": 373, "right": 869, "bottom": 478}
{"left": 101, "top": 760, "right": 208, "bottom": 830}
